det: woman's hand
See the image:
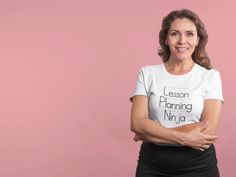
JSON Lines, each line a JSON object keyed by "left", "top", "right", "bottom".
{"left": 133, "top": 133, "right": 141, "bottom": 142}
{"left": 178, "top": 122, "right": 218, "bottom": 151}
{"left": 133, "top": 133, "right": 148, "bottom": 142}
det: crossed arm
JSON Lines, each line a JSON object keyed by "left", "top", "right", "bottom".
{"left": 130, "top": 96, "right": 222, "bottom": 151}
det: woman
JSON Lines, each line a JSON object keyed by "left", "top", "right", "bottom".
{"left": 130, "top": 9, "right": 223, "bottom": 177}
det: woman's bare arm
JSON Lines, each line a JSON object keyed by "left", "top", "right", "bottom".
{"left": 130, "top": 96, "right": 181, "bottom": 145}
{"left": 171, "top": 99, "right": 222, "bottom": 135}
{"left": 131, "top": 96, "right": 218, "bottom": 151}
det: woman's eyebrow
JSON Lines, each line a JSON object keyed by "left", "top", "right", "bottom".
{"left": 169, "top": 29, "right": 196, "bottom": 32}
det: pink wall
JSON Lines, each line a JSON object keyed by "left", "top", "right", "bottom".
{"left": 0, "top": 0, "right": 235, "bottom": 177}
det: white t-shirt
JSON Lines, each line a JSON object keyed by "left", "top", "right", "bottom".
{"left": 130, "top": 63, "right": 224, "bottom": 128}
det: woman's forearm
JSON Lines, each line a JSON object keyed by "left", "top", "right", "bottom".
{"left": 131, "top": 117, "right": 183, "bottom": 145}
{"left": 172, "top": 122, "right": 203, "bottom": 132}
{"left": 172, "top": 121, "right": 216, "bottom": 135}
{"left": 132, "top": 119, "right": 201, "bottom": 144}
{"left": 132, "top": 119, "right": 217, "bottom": 151}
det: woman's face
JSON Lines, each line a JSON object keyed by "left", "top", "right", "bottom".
{"left": 166, "top": 17, "right": 199, "bottom": 62}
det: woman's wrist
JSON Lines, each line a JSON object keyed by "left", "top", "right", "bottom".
{"left": 171, "top": 130, "right": 186, "bottom": 145}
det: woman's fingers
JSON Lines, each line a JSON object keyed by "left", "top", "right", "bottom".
{"left": 204, "top": 134, "right": 218, "bottom": 141}
{"left": 192, "top": 143, "right": 211, "bottom": 151}
{"left": 133, "top": 133, "right": 140, "bottom": 141}
{"left": 203, "top": 144, "right": 210, "bottom": 149}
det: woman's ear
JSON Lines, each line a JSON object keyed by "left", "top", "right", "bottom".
{"left": 165, "top": 39, "right": 168, "bottom": 46}
{"left": 196, "top": 37, "right": 200, "bottom": 46}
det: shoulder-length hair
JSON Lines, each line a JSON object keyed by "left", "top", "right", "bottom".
{"left": 158, "top": 9, "right": 212, "bottom": 69}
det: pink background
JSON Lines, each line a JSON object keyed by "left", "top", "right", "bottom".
{"left": 0, "top": 0, "right": 235, "bottom": 177}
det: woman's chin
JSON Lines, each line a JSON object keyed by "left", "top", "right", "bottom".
{"left": 171, "top": 56, "right": 192, "bottom": 61}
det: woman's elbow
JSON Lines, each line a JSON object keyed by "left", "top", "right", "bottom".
{"left": 130, "top": 117, "right": 144, "bottom": 134}
{"left": 130, "top": 121, "right": 139, "bottom": 133}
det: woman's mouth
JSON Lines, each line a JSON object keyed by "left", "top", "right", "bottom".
{"left": 176, "top": 47, "right": 188, "bottom": 52}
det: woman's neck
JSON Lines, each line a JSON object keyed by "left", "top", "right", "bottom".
{"left": 165, "top": 58, "right": 195, "bottom": 75}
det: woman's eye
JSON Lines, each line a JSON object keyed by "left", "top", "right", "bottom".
{"left": 170, "top": 32, "right": 177, "bottom": 36}
{"left": 187, "top": 33, "right": 194, "bottom": 37}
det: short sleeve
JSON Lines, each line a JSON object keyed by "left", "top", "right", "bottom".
{"left": 129, "top": 68, "right": 148, "bottom": 102}
{"left": 205, "top": 71, "right": 224, "bottom": 102}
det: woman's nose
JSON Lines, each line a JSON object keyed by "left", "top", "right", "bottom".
{"left": 178, "top": 34, "right": 186, "bottom": 44}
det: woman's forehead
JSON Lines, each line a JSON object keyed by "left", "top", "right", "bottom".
{"left": 170, "top": 18, "right": 197, "bottom": 31}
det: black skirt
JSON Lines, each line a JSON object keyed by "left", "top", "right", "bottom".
{"left": 136, "top": 142, "right": 220, "bottom": 177}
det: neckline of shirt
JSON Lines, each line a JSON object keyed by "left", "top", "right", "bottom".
{"left": 161, "top": 63, "right": 198, "bottom": 78}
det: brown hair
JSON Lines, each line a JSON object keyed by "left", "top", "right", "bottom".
{"left": 158, "top": 9, "right": 212, "bottom": 69}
